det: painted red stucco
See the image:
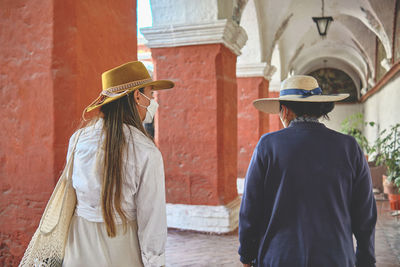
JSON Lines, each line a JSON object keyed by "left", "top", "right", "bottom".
{"left": 0, "top": 0, "right": 137, "bottom": 264}
{"left": 52, "top": 0, "right": 138, "bottom": 182}
{"left": 268, "top": 91, "right": 284, "bottom": 132}
{"left": 237, "top": 77, "right": 270, "bottom": 178}
{"left": 0, "top": 1, "right": 55, "bottom": 265}
{"left": 152, "top": 44, "right": 238, "bottom": 206}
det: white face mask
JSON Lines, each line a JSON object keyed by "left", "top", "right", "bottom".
{"left": 138, "top": 92, "right": 159, "bottom": 123}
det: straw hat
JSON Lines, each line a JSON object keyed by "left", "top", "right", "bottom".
{"left": 85, "top": 61, "right": 174, "bottom": 112}
{"left": 253, "top": 75, "right": 349, "bottom": 114}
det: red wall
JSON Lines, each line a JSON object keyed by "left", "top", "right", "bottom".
{"left": 53, "top": 0, "right": 138, "bottom": 181}
{"left": 0, "top": 1, "right": 55, "bottom": 265}
{"left": 152, "top": 44, "right": 238, "bottom": 206}
{"left": 0, "top": 0, "right": 137, "bottom": 264}
{"left": 268, "top": 91, "right": 284, "bottom": 132}
{"left": 237, "top": 77, "right": 269, "bottom": 178}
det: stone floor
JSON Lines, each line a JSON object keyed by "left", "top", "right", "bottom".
{"left": 165, "top": 200, "right": 400, "bottom": 267}
{"left": 375, "top": 200, "right": 400, "bottom": 267}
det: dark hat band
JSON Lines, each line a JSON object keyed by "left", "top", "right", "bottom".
{"left": 280, "top": 87, "right": 322, "bottom": 98}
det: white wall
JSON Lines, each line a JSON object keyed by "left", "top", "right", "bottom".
{"left": 322, "top": 103, "right": 364, "bottom": 132}
{"left": 237, "top": 0, "right": 261, "bottom": 65}
{"left": 321, "top": 76, "right": 400, "bottom": 154}
{"left": 364, "top": 76, "right": 400, "bottom": 144}
{"left": 150, "top": 0, "right": 218, "bottom": 25}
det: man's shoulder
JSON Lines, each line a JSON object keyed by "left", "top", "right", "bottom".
{"left": 322, "top": 126, "right": 361, "bottom": 147}
{"left": 258, "top": 128, "right": 289, "bottom": 144}
{"left": 258, "top": 125, "right": 359, "bottom": 149}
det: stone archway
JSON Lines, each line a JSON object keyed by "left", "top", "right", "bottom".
{"left": 307, "top": 68, "right": 359, "bottom": 102}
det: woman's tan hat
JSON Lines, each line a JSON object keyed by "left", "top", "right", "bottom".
{"left": 85, "top": 61, "right": 174, "bottom": 113}
{"left": 253, "top": 75, "right": 349, "bottom": 114}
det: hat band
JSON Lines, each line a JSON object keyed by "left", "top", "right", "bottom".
{"left": 102, "top": 78, "right": 153, "bottom": 97}
{"left": 280, "top": 87, "right": 322, "bottom": 98}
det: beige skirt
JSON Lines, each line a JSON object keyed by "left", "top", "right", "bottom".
{"left": 63, "top": 215, "right": 144, "bottom": 267}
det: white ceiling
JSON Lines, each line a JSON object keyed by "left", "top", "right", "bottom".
{"left": 238, "top": 0, "right": 396, "bottom": 94}
{"left": 146, "top": 0, "right": 396, "bottom": 96}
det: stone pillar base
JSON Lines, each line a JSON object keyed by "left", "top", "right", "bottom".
{"left": 166, "top": 197, "right": 241, "bottom": 233}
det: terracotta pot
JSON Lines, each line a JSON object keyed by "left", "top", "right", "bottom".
{"left": 388, "top": 194, "right": 400, "bottom": 210}
{"left": 382, "top": 175, "right": 398, "bottom": 195}
{"left": 383, "top": 175, "right": 400, "bottom": 211}
{"left": 383, "top": 175, "right": 391, "bottom": 194}
{"left": 369, "top": 163, "right": 386, "bottom": 192}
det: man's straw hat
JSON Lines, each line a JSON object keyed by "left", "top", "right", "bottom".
{"left": 253, "top": 75, "right": 349, "bottom": 114}
{"left": 85, "top": 61, "right": 174, "bottom": 113}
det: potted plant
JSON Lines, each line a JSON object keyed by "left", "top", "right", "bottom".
{"left": 340, "top": 114, "right": 385, "bottom": 191}
{"left": 340, "top": 113, "right": 375, "bottom": 158}
{"left": 373, "top": 123, "right": 400, "bottom": 210}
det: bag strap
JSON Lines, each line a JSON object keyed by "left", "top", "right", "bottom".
{"left": 62, "top": 129, "right": 83, "bottom": 181}
{"left": 38, "top": 129, "right": 83, "bottom": 234}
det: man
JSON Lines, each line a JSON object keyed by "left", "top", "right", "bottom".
{"left": 238, "top": 75, "right": 377, "bottom": 267}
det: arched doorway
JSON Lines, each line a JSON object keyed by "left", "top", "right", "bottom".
{"left": 307, "top": 68, "right": 358, "bottom": 102}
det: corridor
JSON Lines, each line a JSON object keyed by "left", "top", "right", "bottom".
{"left": 165, "top": 200, "right": 400, "bottom": 267}
{"left": 2, "top": 0, "right": 400, "bottom": 265}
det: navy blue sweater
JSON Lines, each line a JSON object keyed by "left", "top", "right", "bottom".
{"left": 238, "top": 121, "right": 377, "bottom": 267}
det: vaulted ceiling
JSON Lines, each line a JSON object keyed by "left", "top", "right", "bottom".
{"left": 238, "top": 0, "right": 396, "bottom": 97}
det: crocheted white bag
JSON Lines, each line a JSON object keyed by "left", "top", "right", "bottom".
{"left": 19, "top": 131, "right": 81, "bottom": 267}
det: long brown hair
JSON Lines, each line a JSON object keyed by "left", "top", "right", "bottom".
{"left": 99, "top": 88, "right": 150, "bottom": 237}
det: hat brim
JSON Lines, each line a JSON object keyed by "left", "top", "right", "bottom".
{"left": 253, "top": 93, "right": 350, "bottom": 114}
{"left": 86, "top": 79, "right": 174, "bottom": 112}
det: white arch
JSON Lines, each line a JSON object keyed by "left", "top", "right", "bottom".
{"left": 237, "top": 0, "right": 276, "bottom": 78}
{"left": 293, "top": 45, "right": 368, "bottom": 96}
{"left": 237, "top": 0, "right": 262, "bottom": 64}
{"left": 298, "top": 57, "right": 363, "bottom": 96}
{"left": 338, "top": 6, "right": 392, "bottom": 60}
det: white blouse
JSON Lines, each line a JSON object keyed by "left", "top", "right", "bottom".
{"left": 67, "top": 119, "right": 166, "bottom": 267}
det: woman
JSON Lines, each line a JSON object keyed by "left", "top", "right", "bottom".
{"left": 62, "top": 61, "right": 174, "bottom": 267}
{"left": 238, "top": 75, "right": 377, "bottom": 267}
